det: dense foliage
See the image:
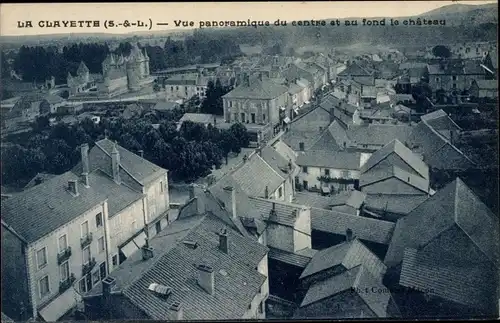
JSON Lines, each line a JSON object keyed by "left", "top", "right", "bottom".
{"left": 1, "top": 109, "right": 250, "bottom": 186}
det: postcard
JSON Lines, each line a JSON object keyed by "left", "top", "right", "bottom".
{"left": 0, "top": 1, "right": 498, "bottom": 321}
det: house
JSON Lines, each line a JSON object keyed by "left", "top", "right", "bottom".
{"left": 176, "top": 113, "right": 217, "bottom": 131}
{"left": 320, "top": 92, "right": 361, "bottom": 126}
{"left": 8, "top": 94, "right": 44, "bottom": 121}
{"left": 337, "top": 61, "right": 375, "bottom": 87}
{"left": 151, "top": 101, "right": 180, "bottom": 115}
{"left": 384, "top": 178, "right": 499, "bottom": 316}
{"left": 293, "top": 190, "right": 365, "bottom": 216}
{"left": 228, "top": 148, "right": 293, "bottom": 203}
{"left": 282, "top": 62, "right": 327, "bottom": 91}
{"left": 82, "top": 188, "right": 269, "bottom": 320}
{"left": 1, "top": 171, "right": 110, "bottom": 321}
{"left": 469, "top": 79, "right": 498, "bottom": 99}
{"left": 303, "top": 53, "right": 336, "bottom": 81}
{"left": 72, "top": 139, "right": 170, "bottom": 271}
{"left": 222, "top": 73, "right": 289, "bottom": 134}
{"left": 427, "top": 60, "right": 486, "bottom": 92}
{"left": 295, "top": 150, "right": 362, "bottom": 193}
{"left": 39, "top": 95, "right": 65, "bottom": 115}
{"left": 481, "top": 50, "right": 497, "bottom": 78}
{"left": 407, "top": 109, "right": 476, "bottom": 170}
{"left": 23, "top": 172, "right": 57, "bottom": 190}
{"left": 164, "top": 72, "right": 211, "bottom": 101}
{"left": 294, "top": 238, "right": 399, "bottom": 319}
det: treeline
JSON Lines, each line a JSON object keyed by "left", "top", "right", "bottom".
{"left": 1, "top": 109, "right": 250, "bottom": 186}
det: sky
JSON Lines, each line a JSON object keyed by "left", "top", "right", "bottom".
{"left": 0, "top": 1, "right": 497, "bottom": 36}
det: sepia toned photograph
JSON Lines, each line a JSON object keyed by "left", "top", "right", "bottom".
{"left": 0, "top": 1, "right": 498, "bottom": 321}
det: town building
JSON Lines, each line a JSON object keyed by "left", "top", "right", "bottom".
{"left": 176, "top": 113, "right": 217, "bottom": 131}
{"left": 1, "top": 171, "right": 110, "bottom": 321}
{"left": 427, "top": 60, "right": 486, "bottom": 93}
{"left": 337, "top": 61, "right": 376, "bottom": 87}
{"left": 67, "top": 62, "right": 96, "bottom": 96}
{"left": 164, "top": 72, "right": 212, "bottom": 102}
{"left": 469, "top": 79, "right": 498, "bottom": 99}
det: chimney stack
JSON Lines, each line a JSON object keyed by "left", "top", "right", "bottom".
{"left": 111, "top": 143, "right": 120, "bottom": 184}
{"left": 138, "top": 149, "right": 144, "bottom": 158}
{"left": 68, "top": 180, "right": 79, "bottom": 196}
{"left": 169, "top": 302, "right": 183, "bottom": 320}
{"left": 223, "top": 186, "right": 237, "bottom": 219}
{"left": 218, "top": 228, "right": 228, "bottom": 254}
{"left": 81, "top": 144, "right": 90, "bottom": 187}
{"left": 264, "top": 186, "right": 269, "bottom": 199}
{"left": 197, "top": 264, "right": 215, "bottom": 295}
{"left": 346, "top": 228, "right": 354, "bottom": 242}
{"left": 188, "top": 183, "right": 196, "bottom": 200}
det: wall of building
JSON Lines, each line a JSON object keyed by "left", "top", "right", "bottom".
{"left": 292, "top": 209, "right": 311, "bottom": 253}
{"left": 27, "top": 202, "right": 108, "bottom": 312}
{"left": 109, "top": 199, "right": 145, "bottom": 260}
{"left": 1, "top": 226, "right": 31, "bottom": 321}
{"left": 361, "top": 177, "right": 425, "bottom": 195}
{"left": 242, "top": 255, "right": 269, "bottom": 319}
{"left": 266, "top": 223, "right": 294, "bottom": 253}
{"left": 297, "top": 166, "right": 359, "bottom": 190}
{"left": 144, "top": 173, "right": 169, "bottom": 224}
{"left": 165, "top": 83, "right": 206, "bottom": 101}
{"left": 429, "top": 73, "right": 485, "bottom": 92}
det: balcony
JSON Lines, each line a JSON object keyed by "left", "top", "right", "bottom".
{"left": 82, "top": 257, "right": 96, "bottom": 276}
{"left": 57, "top": 247, "right": 72, "bottom": 265}
{"left": 59, "top": 273, "right": 76, "bottom": 293}
{"left": 80, "top": 233, "right": 93, "bottom": 248}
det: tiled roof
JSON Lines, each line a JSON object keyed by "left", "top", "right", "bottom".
{"left": 364, "top": 194, "right": 429, "bottom": 215}
{"left": 400, "top": 247, "right": 498, "bottom": 311}
{"left": 296, "top": 150, "right": 361, "bottom": 170}
{"left": 248, "top": 197, "right": 305, "bottom": 227}
{"left": 463, "top": 60, "right": 485, "bottom": 75}
{"left": 300, "top": 239, "right": 387, "bottom": 280}
{"left": 230, "top": 154, "right": 284, "bottom": 198}
{"left": 300, "top": 265, "right": 390, "bottom": 317}
{"left": 338, "top": 62, "right": 374, "bottom": 77}
{"left": 359, "top": 165, "right": 430, "bottom": 194}
{"left": 384, "top": 178, "right": 500, "bottom": 267}
{"left": 474, "top": 79, "right": 498, "bottom": 90}
{"left": 1, "top": 171, "right": 107, "bottom": 243}
{"left": 23, "top": 172, "right": 57, "bottom": 189}
{"left": 420, "top": 109, "right": 461, "bottom": 131}
{"left": 268, "top": 247, "right": 314, "bottom": 268}
{"left": 122, "top": 213, "right": 269, "bottom": 320}
{"left": 153, "top": 101, "right": 179, "bottom": 111}
{"left": 259, "top": 146, "right": 294, "bottom": 178}
{"left": 293, "top": 192, "right": 342, "bottom": 210}
{"left": 360, "top": 139, "right": 429, "bottom": 179}
{"left": 310, "top": 208, "right": 395, "bottom": 245}
{"left": 93, "top": 138, "right": 166, "bottom": 185}
{"left": 44, "top": 94, "right": 64, "bottom": 105}
{"left": 399, "top": 62, "right": 428, "bottom": 70}
{"left": 222, "top": 75, "right": 288, "bottom": 99}
{"left": 84, "top": 214, "right": 205, "bottom": 298}
{"left": 308, "top": 129, "right": 342, "bottom": 152}
{"left": 347, "top": 124, "right": 412, "bottom": 148}
{"left": 179, "top": 113, "right": 215, "bottom": 125}
{"left": 345, "top": 190, "right": 366, "bottom": 209}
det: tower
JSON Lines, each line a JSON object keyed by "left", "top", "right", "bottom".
{"left": 126, "top": 59, "right": 141, "bottom": 91}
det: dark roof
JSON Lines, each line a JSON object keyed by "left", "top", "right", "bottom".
{"left": 293, "top": 192, "right": 343, "bottom": 210}
{"left": 474, "top": 79, "right": 498, "bottom": 90}
{"left": 310, "top": 208, "right": 395, "bottom": 245}
{"left": 122, "top": 213, "right": 269, "bottom": 320}
{"left": 248, "top": 197, "right": 305, "bottom": 227}
{"left": 347, "top": 124, "right": 412, "bottom": 148}
{"left": 23, "top": 172, "right": 57, "bottom": 189}
{"left": 1, "top": 171, "right": 107, "bottom": 243}
{"left": 400, "top": 246, "right": 498, "bottom": 311}
{"left": 300, "top": 239, "right": 387, "bottom": 280}
{"left": 268, "top": 247, "right": 315, "bottom": 268}
{"left": 364, "top": 194, "right": 429, "bottom": 215}
{"left": 94, "top": 139, "right": 166, "bottom": 185}
{"left": 230, "top": 154, "right": 284, "bottom": 198}
{"left": 296, "top": 150, "right": 361, "bottom": 170}
{"left": 178, "top": 113, "right": 215, "bottom": 125}
{"left": 299, "top": 265, "right": 390, "bottom": 317}
{"left": 384, "top": 178, "right": 500, "bottom": 267}
{"left": 338, "top": 62, "right": 374, "bottom": 77}
{"left": 153, "top": 101, "right": 179, "bottom": 111}
{"left": 259, "top": 146, "right": 294, "bottom": 178}
{"left": 359, "top": 165, "right": 430, "bottom": 194}
{"left": 223, "top": 75, "right": 288, "bottom": 99}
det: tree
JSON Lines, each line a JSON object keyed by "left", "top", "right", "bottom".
{"left": 411, "top": 81, "right": 433, "bottom": 114}
{"left": 218, "top": 130, "right": 233, "bottom": 165}
{"left": 432, "top": 45, "right": 451, "bottom": 59}
{"left": 229, "top": 123, "right": 250, "bottom": 154}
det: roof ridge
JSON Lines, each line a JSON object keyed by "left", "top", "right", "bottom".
{"left": 254, "top": 154, "right": 285, "bottom": 180}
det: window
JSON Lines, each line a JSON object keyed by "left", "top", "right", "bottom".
{"left": 81, "top": 221, "right": 89, "bottom": 237}
{"left": 156, "top": 221, "right": 162, "bottom": 235}
{"left": 259, "top": 301, "right": 264, "bottom": 314}
{"left": 99, "top": 262, "right": 107, "bottom": 280}
{"left": 325, "top": 169, "right": 330, "bottom": 177}
{"left": 39, "top": 276, "right": 50, "bottom": 299}
{"left": 278, "top": 187, "right": 283, "bottom": 198}
{"left": 302, "top": 166, "right": 308, "bottom": 173}
{"left": 229, "top": 101, "right": 233, "bottom": 108}
{"left": 453, "top": 83, "right": 457, "bottom": 89}
{"left": 59, "top": 261, "right": 70, "bottom": 282}
{"left": 37, "top": 247, "right": 47, "bottom": 270}
{"left": 435, "top": 77, "right": 440, "bottom": 82}
{"left": 98, "top": 237, "right": 105, "bottom": 253}
{"left": 241, "top": 113, "right": 246, "bottom": 123}
{"left": 159, "top": 181, "right": 164, "bottom": 193}
{"left": 82, "top": 246, "right": 91, "bottom": 265}
{"left": 92, "top": 270, "right": 100, "bottom": 286}
{"left": 251, "top": 113, "right": 256, "bottom": 123}
{"left": 170, "top": 86, "right": 173, "bottom": 91}
{"left": 112, "top": 255, "right": 118, "bottom": 267}
{"left": 262, "top": 114, "right": 266, "bottom": 121}
{"left": 452, "top": 76, "right": 457, "bottom": 81}
{"left": 299, "top": 142, "right": 305, "bottom": 151}
{"left": 175, "top": 86, "right": 179, "bottom": 90}
{"left": 95, "top": 213, "right": 103, "bottom": 228}
{"left": 58, "top": 235, "right": 68, "bottom": 253}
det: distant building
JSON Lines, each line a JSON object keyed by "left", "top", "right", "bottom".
{"left": 469, "top": 79, "right": 498, "bottom": 99}
{"left": 67, "top": 62, "right": 96, "bottom": 96}
{"left": 427, "top": 60, "right": 486, "bottom": 93}
{"left": 164, "top": 72, "right": 212, "bottom": 102}
{"left": 176, "top": 113, "right": 217, "bottom": 131}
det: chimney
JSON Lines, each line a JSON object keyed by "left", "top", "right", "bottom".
{"left": 346, "top": 228, "right": 354, "bottom": 242}
{"left": 196, "top": 264, "right": 215, "bottom": 295}
{"left": 138, "top": 149, "right": 144, "bottom": 158}
{"left": 111, "top": 143, "right": 120, "bottom": 184}
{"left": 68, "top": 180, "right": 79, "bottom": 196}
{"left": 102, "top": 276, "right": 116, "bottom": 297}
{"left": 264, "top": 186, "right": 269, "bottom": 198}
{"left": 223, "top": 186, "right": 237, "bottom": 219}
{"left": 80, "top": 144, "right": 90, "bottom": 187}
{"left": 141, "top": 245, "right": 154, "bottom": 261}
{"left": 299, "top": 142, "right": 305, "bottom": 151}
{"left": 218, "top": 228, "right": 228, "bottom": 254}
{"left": 169, "top": 302, "right": 183, "bottom": 320}
{"left": 242, "top": 154, "right": 248, "bottom": 163}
